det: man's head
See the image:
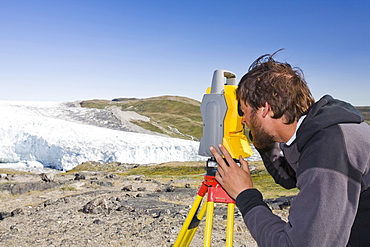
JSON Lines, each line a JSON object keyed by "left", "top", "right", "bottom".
{"left": 236, "top": 51, "right": 315, "bottom": 125}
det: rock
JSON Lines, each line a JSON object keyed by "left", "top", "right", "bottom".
{"left": 146, "top": 209, "right": 161, "bottom": 218}
{"left": 82, "top": 198, "right": 108, "bottom": 214}
{"left": 90, "top": 180, "right": 113, "bottom": 187}
{"left": 11, "top": 208, "right": 24, "bottom": 216}
{"left": 117, "top": 205, "right": 135, "bottom": 212}
{"left": 40, "top": 173, "right": 54, "bottom": 182}
{"left": 137, "top": 187, "right": 146, "bottom": 191}
{"left": 93, "top": 219, "right": 105, "bottom": 225}
{"left": 0, "top": 212, "right": 11, "bottom": 220}
{"left": 121, "top": 185, "right": 133, "bottom": 191}
{"left": 0, "top": 209, "right": 24, "bottom": 221}
{"left": 9, "top": 225, "right": 19, "bottom": 232}
{"left": 44, "top": 197, "right": 71, "bottom": 208}
{"left": 106, "top": 173, "right": 118, "bottom": 179}
{"left": 265, "top": 196, "right": 295, "bottom": 210}
{"left": 164, "top": 185, "right": 175, "bottom": 192}
{"left": 74, "top": 173, "right": 86, "bottom": 180}
{"left": 5, "top": 182, "right": 61, "bottom": 195}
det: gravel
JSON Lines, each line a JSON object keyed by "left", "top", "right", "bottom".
{"left": 0, "top": 171, "right": 289, "bottom": 247}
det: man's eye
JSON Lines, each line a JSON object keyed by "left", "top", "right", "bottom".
{"left": 238, "top": 102, "right": 244, "bottom": 117}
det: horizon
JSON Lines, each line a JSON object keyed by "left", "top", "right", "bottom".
{"left": 1, "top": 0, "right": 369, "bottom": 106}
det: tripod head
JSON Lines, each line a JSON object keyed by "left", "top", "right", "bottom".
{"left": 198, "top": 69, "right": 253, "bottom": 160}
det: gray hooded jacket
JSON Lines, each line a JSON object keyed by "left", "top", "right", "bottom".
{"left": 236, "top": 95, "right": 370, "bottom": 247}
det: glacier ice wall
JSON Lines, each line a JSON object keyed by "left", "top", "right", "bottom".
{"left": 0, "top": 101, "right": 205, "bottom": 171}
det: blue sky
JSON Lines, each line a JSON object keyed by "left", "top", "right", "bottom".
{"left": 1, "top": 0, "right": 369, "bottom": 105}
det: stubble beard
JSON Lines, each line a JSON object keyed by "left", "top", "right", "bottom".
{"left": 250, "top": 111, "right": 275, "bottom": 149}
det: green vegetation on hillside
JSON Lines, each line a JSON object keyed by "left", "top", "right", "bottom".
{"left": 80, "top": 96, "right": 203, "bottom": 140}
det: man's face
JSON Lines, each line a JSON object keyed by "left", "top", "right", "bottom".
{"left": 240, "top": 101, "right": 275, "bottom": 149}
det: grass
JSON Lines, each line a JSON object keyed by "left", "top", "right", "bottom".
{"left": 0, "top": 168, "right": 30, "bottom": 175}
{"left": 252, "top": 169, "right": 299, "bottom": 199}
{"left": 118, "top": 160, "right": 298, "bottom": 199}
{"left": 130, "top": 120, "right": 167, "bottom": 134}
{"left": 117, "top": 161, "right": 205, "bottom": 183}
{"left": 60, "top": 185, "right": 78, "bottom": 191}
{"left": 123, "top": 165, "right": 205, "bottom": 176}
{"left": 62, "top": 161, "right": 128, "bottom": 175}
{"left": 79, "top": 100, "right": 115, "bottom": 109}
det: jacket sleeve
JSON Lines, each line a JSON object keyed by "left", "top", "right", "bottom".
{"left": 257, "top": 142, "right": 297, "bottom": 189}
{"left": 239, "top": 126, "right": 362, "bottom": 247}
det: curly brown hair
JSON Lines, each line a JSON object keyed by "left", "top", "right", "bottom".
{"left": 236, "top": 50, "right": 315, "bottom": 124}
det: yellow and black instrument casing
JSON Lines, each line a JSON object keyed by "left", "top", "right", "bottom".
{"left": 198, "top": 70, "right": 252, "bottom": 159}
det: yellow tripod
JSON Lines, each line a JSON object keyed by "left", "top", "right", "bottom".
{"left": 174, "top": 158, "right": 236, "bottom": 247}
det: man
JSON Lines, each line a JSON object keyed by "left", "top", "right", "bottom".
{"left": 210, "top": 52, "right": 370, "bottom": 247}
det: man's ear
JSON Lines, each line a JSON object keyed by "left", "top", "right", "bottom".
{"left": 262, "top": 102, "right": 270, "bottom": 118}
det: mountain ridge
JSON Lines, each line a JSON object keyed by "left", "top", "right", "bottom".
{"left": 80, "top": 96, "right": 203, "bottom": 141}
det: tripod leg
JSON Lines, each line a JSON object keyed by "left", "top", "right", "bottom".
{"left": 204, "top": 201, "right": 215, "bottom": 247}
{"left": 174, "top": 195, "right": 204, "bottom": 247}
{"left": 182, "top": 200, "right": 208, "bottom": 246}
{"left": 226, "top": 203, "right": 235, "bottom": 247}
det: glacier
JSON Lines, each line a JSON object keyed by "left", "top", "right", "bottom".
{"left": 0, "top": 100, "right": 260, "bottom": 172}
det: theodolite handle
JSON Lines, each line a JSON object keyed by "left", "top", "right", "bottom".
{"left": 210, "top": 70, "right": 237, "bottom": 94}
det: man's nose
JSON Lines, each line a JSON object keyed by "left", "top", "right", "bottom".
{"left": 241, "top": 116, "right": 247, "bottom": 125}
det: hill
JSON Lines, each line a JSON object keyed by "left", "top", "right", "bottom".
{"left": 80, "top": 96, "right": 203, "bottom": 141}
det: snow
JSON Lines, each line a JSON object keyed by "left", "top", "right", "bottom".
{"left": 0, "top": 101, "right": 260, "bottom": 172}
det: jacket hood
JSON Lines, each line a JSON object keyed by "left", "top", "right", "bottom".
{"left": 296, "top": 95, "right": 364, "bottom": 152}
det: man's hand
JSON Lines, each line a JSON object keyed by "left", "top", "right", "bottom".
{"left": 210, "top": 144, "right": 253, "bottom": 199}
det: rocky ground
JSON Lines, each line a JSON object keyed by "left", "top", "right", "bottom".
{"left": 0, "top": 167, "right": 291, "bottom": 247}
